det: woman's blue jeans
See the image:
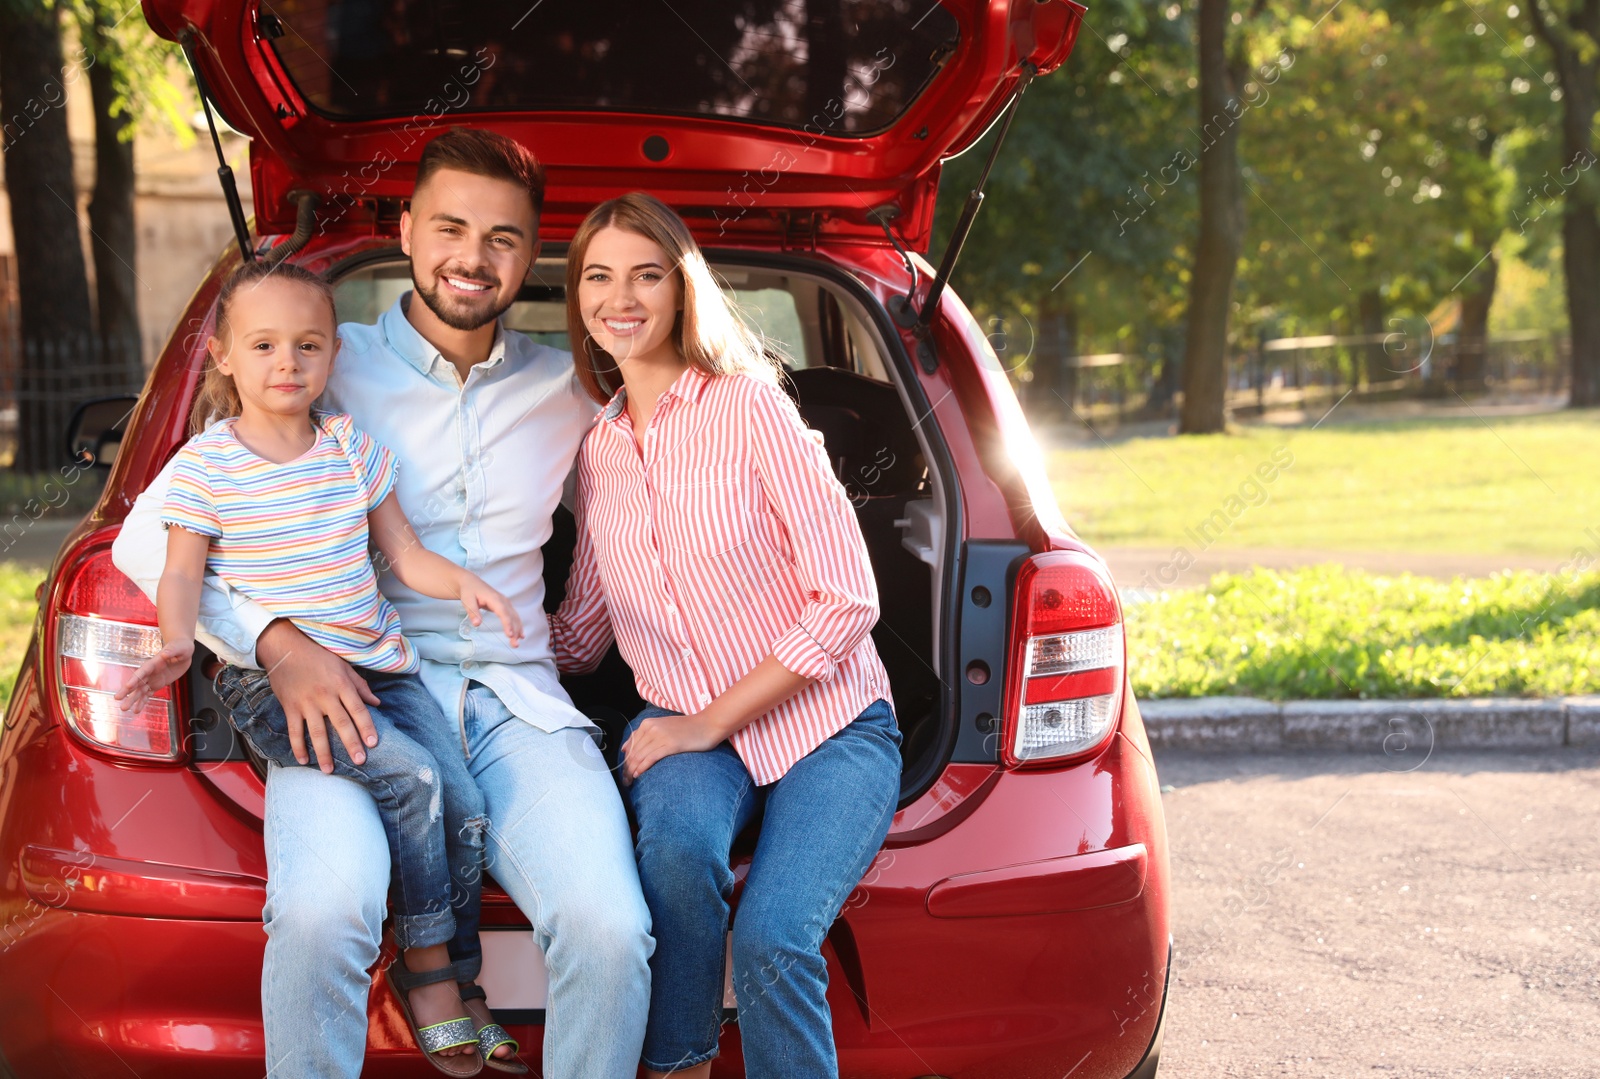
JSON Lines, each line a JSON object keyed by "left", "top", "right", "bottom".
{"left": 622, "top": 699, "right": 902, "bottom": 1078}
{"left": 216, "top": 665, "right": 487, "bottom": 957}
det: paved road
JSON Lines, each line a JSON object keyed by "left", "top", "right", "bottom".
{"left": 1, "top": 518, "right": 77, "bottom": 572}
{"left": 1101, "top": 547, "right": 1564, "bottom": 590}
{"left": 1155, "top": 750, "right": 1600, "bottom": 1078}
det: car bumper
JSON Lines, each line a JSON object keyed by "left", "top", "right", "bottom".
{"left": 1, "top": 888, "right": 1167, "bottom": 1073}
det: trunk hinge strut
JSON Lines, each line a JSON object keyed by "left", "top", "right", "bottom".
{"left": 180, "top": 32, "right": 255, "bottom": 263}
{"left": 869, "top": 205, "right": 921, "bottom": 299}
{"left": 892, "top": 62, "right": 1038, "bottom": 372}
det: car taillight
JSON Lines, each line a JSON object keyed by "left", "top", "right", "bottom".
{"left": 1000, "top": 550, "right": 1125, "bottom": 767}
{"left": 45, "top": 533, "right": 182, "bottom": 762}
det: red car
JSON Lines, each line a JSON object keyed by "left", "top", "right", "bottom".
{"left": 0, "top": 2, "right": 1170, "bottom": 1076}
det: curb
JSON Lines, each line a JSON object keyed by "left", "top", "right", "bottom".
{"left": 1140, "top": 696, "right": 1600, "bottom": 753}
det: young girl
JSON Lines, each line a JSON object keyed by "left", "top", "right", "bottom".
{"left": 548, "top": 193, "right": 903, "bottom": 1079}
{"left": 116, "top": 260, "right": 524, "bottom": 1077}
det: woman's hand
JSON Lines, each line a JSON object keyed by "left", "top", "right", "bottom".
{"left": 115, "top": 638, "right": 195, "bottom": 714}
{"left": 457, "top": 571, "right": 524, "bottom": 647}
{"left": 620, "top": 657, "right": 816, "bottom": 782}
{"left": 621, "top": 712, "right": 731, "bottom": 782}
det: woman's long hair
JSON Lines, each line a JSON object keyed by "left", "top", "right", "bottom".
{"left": 189, "top": 261, "right": 337, "bottom": 433}
{"left": 565, "top": 192, "right": 781, "bottom": 403}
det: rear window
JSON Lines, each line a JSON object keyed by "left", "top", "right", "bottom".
{"left": 261, "top": 0, "right": 959, "bottom": 135}
{"left": 332, "top": 259, "right": 889, "bottom": 376}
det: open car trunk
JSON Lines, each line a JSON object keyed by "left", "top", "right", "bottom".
{"left": 188, "top": 247, "right": 955, "bottom": 802}
{"left": 142, "top": 0, "right": 1082, "bottom": 249}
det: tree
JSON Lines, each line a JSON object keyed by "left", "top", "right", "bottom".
{"left": 1242, "top": 3, "right": 1526, "bottom": 391}
{"left": 934, "top": 0, "right": 1566, "bottom": 419}
{"left": 1178, "top": 0, "right": 1253, "bottom": 433}
{"left": 0, "top": 0, "right": 97, "bottom": 472}
{"left": 933, "top": 0, "right": 1194, "bottom": 421}
{"left": 72, "top": 0, "right": 188, "bottom": 391}
{"left": 1521, "top": 0, "right": 1600, "bottom": 405}
{"left": 82, "top": 0, "right": 140, "bottom": 391}
{"left": 1380, "top": 3, "right": 1549, "bottom": 391}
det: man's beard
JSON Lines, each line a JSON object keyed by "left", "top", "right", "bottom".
{"left": 412, "top": 262, "right": 517, "bottom": 331}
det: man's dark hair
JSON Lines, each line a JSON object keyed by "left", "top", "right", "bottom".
{"left": 415, "top": 127, "right": 546, "bottom": 218}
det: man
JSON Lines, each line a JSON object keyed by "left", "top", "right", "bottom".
{"left": 113, "top": 128, "right": 652, "bottom": 1079}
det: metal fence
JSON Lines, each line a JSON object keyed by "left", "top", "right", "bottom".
{"left": 0, "top": 253, "right": 149, "bottom": 471}
{"left": 1016, "top": 329, "right": 1570, "bottom": 425}
{"left": 0, "top": 337, "right": 147, "bottom": 472}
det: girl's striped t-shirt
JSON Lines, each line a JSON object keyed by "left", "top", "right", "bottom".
{"left": 161, "top": 412, "right": 417, "bottom": 674}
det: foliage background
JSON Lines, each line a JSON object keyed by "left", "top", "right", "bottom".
{"left": 932, "top": 0, "right": 1571, "bottom": 365}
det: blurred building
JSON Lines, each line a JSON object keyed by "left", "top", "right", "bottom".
{"left": 0, "top": 63, "right": 250, "bottom": 376}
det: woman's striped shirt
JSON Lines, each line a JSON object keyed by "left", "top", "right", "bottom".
{"left": 549, "top": 367, "right": 894, "bottom": 785}
{"left": 161, "top": 412, "right": 416, "bottom": 673}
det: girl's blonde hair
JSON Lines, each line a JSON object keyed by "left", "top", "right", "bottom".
{"left": 190, "top": 261, "right": 337, "bottom": 433}
{"left": 565, "top": 192, "right": 781, "bottom": 403}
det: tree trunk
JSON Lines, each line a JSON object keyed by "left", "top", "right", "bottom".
{"left": 1030, "top": 304, "right": 1078, "bottom": 419}
{"left": 1147, "top": 323, "right": 1183, "bottom": 417}
{"left": 1455, "top": 252, "right": 1498, "bottom": 391}
{"left": 1357, "top": 288, "right": 1386, "bottom": 388}
{"left": 1556, "top": 38, "right": 1600, "bottom": 406}
{"left": 1528, "top": 0, "right": 1600, "bottom": 406}
{"left": 1179, "top": 0, "right": 1246, "bottom": 434}
{"left": 1562, "top": 181, "right": 1600, "bottom": 405}
{"left": 0, "top": 0, "right": 97, "bottom": 472}
{"left": 86, "top": 0, "right": 144, "bottom": 393}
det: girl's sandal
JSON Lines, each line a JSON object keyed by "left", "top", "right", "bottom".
{"left": 459, "top": 983, "right": 529, "bottom": 1074}
{"left": 385, "top": 957, "right": 484, "bottom": 1077}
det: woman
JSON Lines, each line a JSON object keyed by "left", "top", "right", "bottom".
{"left": 548, "top": 192, "right": 902, "bottom": 1079}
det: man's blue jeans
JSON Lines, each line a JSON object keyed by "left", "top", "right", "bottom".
{"left": 623, "top": 699, "right": 902, "bottom": 1078}
{"left": 217, "top": 666, "right": 486, "bottom": 954}
{"left": 258, "top": 681, "right": 653, "bottom": 1079}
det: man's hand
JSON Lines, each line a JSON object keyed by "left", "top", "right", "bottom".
{"left": 115, "top": 639, "right": 195, "bottom": 714}
{"left": 257, "top": 619, "right": 381, "bottom": 772}
{"left": 621, "top": 712, "right": 731, "bottom": 783}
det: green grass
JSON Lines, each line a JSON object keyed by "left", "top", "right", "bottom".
{"left": 1050, "top": 411, "right": 1600, "bottom": 556}
{"left": 1129, "top": 566, "right": 1600, "bottom": 699}
{"left": 0, "top": 563, "right": 42, "bottom": 710}
{"left": 0, "top": 470, "right": 105, "bottom": 520}
{"left": 0, "top": 470, "right": 103, "bottom": 710}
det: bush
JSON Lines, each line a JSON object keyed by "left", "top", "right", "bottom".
{"left": 1128, "top": 566, "right": 1600, "bottom": 699}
